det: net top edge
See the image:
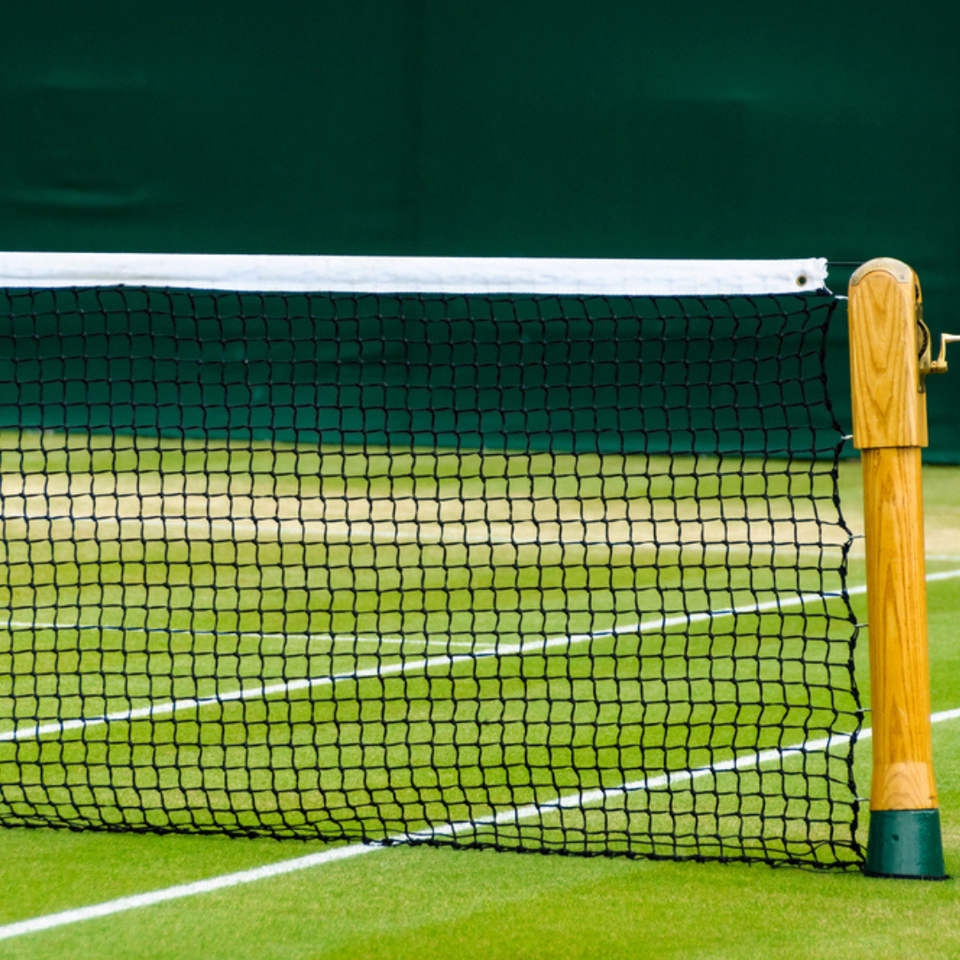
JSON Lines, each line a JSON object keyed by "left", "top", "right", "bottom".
{"left": 0, "top": 253, "right": 829, "bottom": 297}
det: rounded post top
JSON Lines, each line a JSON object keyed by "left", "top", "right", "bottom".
{"left": 850, "top": 257, "right": 914, "bottom": 286}
{"left": 847, "top": 256, "right": 927, "bottom": 449}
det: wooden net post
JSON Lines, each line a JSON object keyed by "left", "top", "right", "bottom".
{"left": 848, "top": 258, "right": 946, "bottom": 879}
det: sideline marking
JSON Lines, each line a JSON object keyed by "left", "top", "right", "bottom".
{"left": 3, "top": 705, "right": 960, "bottom": 943}
{"left": 0, "top": 567, "right": 957, "bottom": 940}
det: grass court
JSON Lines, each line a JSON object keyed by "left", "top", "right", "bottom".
{"left": 0, "top": 431, "right": 956, "bottom": 958}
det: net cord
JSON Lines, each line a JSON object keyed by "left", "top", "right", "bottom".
{"left": 0, "top": 252, "right": 827, "bottom": 296}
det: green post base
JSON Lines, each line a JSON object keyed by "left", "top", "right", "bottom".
{"left": 865, "top": 809, "right": 948, "bottom": 880}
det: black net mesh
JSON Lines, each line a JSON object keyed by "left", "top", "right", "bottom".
{"left": 0, "top": 285, "right": 862, "bottom": 868}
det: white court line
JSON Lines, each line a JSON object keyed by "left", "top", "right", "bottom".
{"left": 0, "top": 619, "right": 477, "bottom": 653}
{"left": 926, "top": 569, "right": 960, "bottom": 583}
{"left": 0, "top": 582, "right": 857, "bottom": 744}
{"left": 3, "top": 705, "right": 960, "bottom": 943}
{"left": 0, "top": 570, "right": 957, "bottom": 941}
{"left": 5, "top": 567, "right": 959, "bottom": 745}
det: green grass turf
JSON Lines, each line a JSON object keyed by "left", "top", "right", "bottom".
{"left": 0, "top": 432, "right": 858, "bottom": 866}
{"left": 0, "top": 454, "right": 956, "bottom": 958}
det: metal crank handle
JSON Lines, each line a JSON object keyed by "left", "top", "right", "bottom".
{"left": 929, "top": 333, "right": 960, "bottom": 374}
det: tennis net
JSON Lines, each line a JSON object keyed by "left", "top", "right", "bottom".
{"left": 0, "top": 253, "right": 862, "bottom": 868}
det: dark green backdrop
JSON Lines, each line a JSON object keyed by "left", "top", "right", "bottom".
{"left": 0, "top": 1, "right": 958, "bottom": 460}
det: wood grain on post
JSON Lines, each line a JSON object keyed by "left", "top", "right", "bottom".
{"left": 848, "top": 258, "right": 937, "bottom": 813}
